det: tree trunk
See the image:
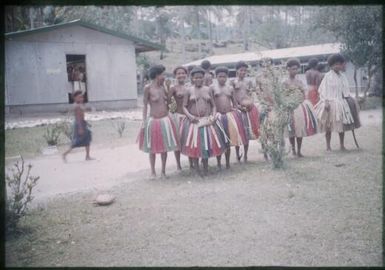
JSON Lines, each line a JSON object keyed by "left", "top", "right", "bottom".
{"left": 207, "top": 11, "right": 213, "bottom": 54}
{"left": 353, "top": 65, "right": 358, "bottom": 98}
{"left": 180, "top": 17, "right": 186, "bottom": 63}
{"left": 29, "top": 7, "right": 34, "bottom": 29}
{"left": 364, "top": 66, "right": 373, "bottom": 98}
{"left": 243, "top": 8, "right": 249, "bottom": 51}
{"left": 196, "top": 9, "right": 202, "bottom": 57}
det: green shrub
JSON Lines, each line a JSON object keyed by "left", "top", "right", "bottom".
{"left": 5, "top": 156, "right": 39, "bottom": 232}
{"left": 43, "top": 123, "right": 62, "bottom": 146}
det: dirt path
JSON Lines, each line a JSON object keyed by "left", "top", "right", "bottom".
{"left": 5, "top": 109, "right": 383, "bottom": 266}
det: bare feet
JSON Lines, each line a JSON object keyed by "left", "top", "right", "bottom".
{"left": 177, "top": 166, "right": 182, "bottom": 171}
{"left": 340, "top": 146, "right": 347, "bottom": 151}
{"left": 226, "top": 163, "right": 230, "bottom": 169}
{"left": 237, "top": 153, "right": 243, "bottom": 162}
{"left": 326, "top": 147, "right": 332, "bottom": 151}
{"left": 149, "top": 173, "right": 156, "bottom": 180}
{"left": 160, "top": 173, "right": 168, "bottom": 180}
{"left": 292, "top": 149, "right": 297, "bottom": 156}
{"left": 86, "top": 156, "right": 95, "bottom": 161}
{"left": 297, "top": 153, "right": 304, "bottom": 158}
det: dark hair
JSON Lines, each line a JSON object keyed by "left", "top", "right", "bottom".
{"left": 215, "top": 66, "right": 229, "bottom": 75}
{"left": 308, "top": 58, "right": 319, "bottom": 69}
{"left": 286, "top": 58, "right": 301, "bottom": 68}
{"left": 72, "top": 90, "right": 83, "bottom": 98}
{"left": 316, "top": 63, "right": 325, "bottom": 72}
{"left": 327, "top": 53, "right": 346, "bottom": 67}
{"left": 173, "top": 66, "right": 188, "bottom": 75}
{"left": 201, "top": 60, "right": 211, "bottom": 70}
{"left": 187, "top": 65, "right": 195, "bottom": 73}
{"left": 235, "top": 61, "right": 248, "bottom": 70}
{"left": 190, "top": 66, "right": 205, "bottom": 77}
{"left": 148, "top": 64, "right": 166, "bottom": 79}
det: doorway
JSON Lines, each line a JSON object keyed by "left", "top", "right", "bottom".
{"left": 66, "top": 54, "right": 88, "bottom": 103}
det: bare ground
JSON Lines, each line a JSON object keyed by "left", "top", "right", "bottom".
{"left": 5, "top": 109, "right": 383, "bottom": 267}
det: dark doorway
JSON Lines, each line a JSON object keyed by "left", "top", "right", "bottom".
{"left": 66, "top": 54, "right": 88, "bottom": 103}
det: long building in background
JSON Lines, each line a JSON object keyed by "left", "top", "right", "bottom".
{"left": 184, "top": 43, "right": 368, "bottom": 93}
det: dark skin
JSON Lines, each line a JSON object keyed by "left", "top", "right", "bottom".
{"left": 231, "top": 66, "right": 253, "bottom": 162}
{"left": 325, "top": 62, "right": 347, "bottom": 151}
{"left": 284, "top": 65, "right": 306, "bottom": 157}
{"left": 167, "top": 68, "right": 189, "bottom": 170}
{"left": 211, "top": 72, "right": 237, "bottom": 169}
{"left": 143, "top": 72, "right": 169, "bottom": 179}
{"left": 183, "top": 72, "right": 217, "bottom": 176}
{"left": 62, "top": 94, "right": 93, "bottom": 162}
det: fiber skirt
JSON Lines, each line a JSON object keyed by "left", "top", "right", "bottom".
{"left": 314, "top": 98, "right": 360, "bottom": 133}
{"left": 72, "top": 120, "right": 92, "bottom": 148}
{"left": 137, "top": 115, "right": 180, "bottom": 153}
{"left": 239, "top": 104, "right": 260, "bottom": 140}
{"left": 307, "top": 85, "right": 319, "bottom": 106}
{"left": 217, "top": 110, "right": 248, "bottom": 146}
{"left": 287, "top": 100, "right": 318, "bottom": 138}
{"left": 180, "top": 117, "right": 227, "bottom": 158}
{"left": 171, "top": 112, "right": 186, "bottom": 134}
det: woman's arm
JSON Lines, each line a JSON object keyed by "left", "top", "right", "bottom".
{"left": 183, "top": 91, "right": 197, "bottom": 122}
{"left": 142, "top": 85, "right": 150, "bottom": 121}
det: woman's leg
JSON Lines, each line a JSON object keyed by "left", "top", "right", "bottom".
{"left": 62, "top": 147, "right": 73, "bottom": 162}
{"left": 326, "top": 131, "right": 332, "bottom": 151}
{"left": 202, "top": 158, "right": 209, "bottom": 175}
{"left": 161, "top": 152, "right": 167, "bottom": 177}
{"left": 243, "top": 144, "right": 249, "bottom": 162}
{"left": 216, "top": 155, "right": 222, "bottom": 169}
{"left": 149, "top": 153, "right": 156, "bottom": 177}
{"left": 225, "top": 148, "right": 231, "bottom": 169}
{"left": 339, "top": 132, "right": 346, "bottom": 150}
{"left": 296, "top": 137, "right": 303, "bottom": 157}
{"left": 174, "top": 151, "right": 182, "bottom": 170}
{"left": 289, "top": 137, "right": 296, "bottom": 155}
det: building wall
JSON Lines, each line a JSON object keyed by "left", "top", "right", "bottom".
{"left": 5, "top": 25, "right": 138, "bottom": 109}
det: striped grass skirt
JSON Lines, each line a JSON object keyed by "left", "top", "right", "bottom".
{"left": 287, "top": 100, "right": 318, "bottom": 138}
{"left": 171, "top": 112, "right": 186, "bottom": 134}
{"left": 239, "top": 104, "right": 260, "bottom": 140}
{"left": 217, "top": 110, "right": 248, "bottom": 146}
{"left": 137, "top": 115, "right": 180, "bottom": 154}
{"left": 180, "top": 117, "right": 228, "bottom": 159}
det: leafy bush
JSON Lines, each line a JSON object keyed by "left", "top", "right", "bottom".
{"left": 5, "top": 156, "right": 39, "bottom": 232}
{"left": 114, "top": 120, "right": 127, "bottom": 138}
{"left": 43, "top": 123, "right": 62, "bottom": 146}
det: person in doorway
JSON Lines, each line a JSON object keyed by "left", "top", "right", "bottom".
{"left": 62, "top": 90, "right": 93, "bottom": 162}
{"left": 284, "top": 58, "right": 318, "bottom": 157}
{"left": 137, "top": 65, "right": 180, "bottom": 179}
{"left": 180, "top": 66, "right": 227, "bottom": 176}
{"left": 230, "top": 61, "right": 260, "bottom": 163}
{"left": 314, "top": 54, "right": 361, "bottom": 151}
{"left": 211, "top": 66, "right": 247, "bottom": 169}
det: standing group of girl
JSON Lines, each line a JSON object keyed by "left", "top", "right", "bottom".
{"left": 138, "top": 53, "right": 361, "bottom": 178}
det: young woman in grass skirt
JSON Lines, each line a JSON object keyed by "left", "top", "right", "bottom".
{"left": 211, "top": 66, "right": 248, "bottom": 169}
{"left": 314, "top": 54, "right": 361, "bottom": 151}
{"left": 284, "top": 58, "right": 318, "bottom": 157}
{"left": 180, "top": 66, "right": 227, "bottom": 176}
{"left": 62, "top": 90, "right": 93, "bottom": 162}
{"left": 230, "top": 61, "right": 260, "bottom": 162}
{"left": 167, "top": 66, "right": 190, "bottom": 170}
{"left": 137, "top": 64, "right": 180, "bottom": 179}
{"left": 305, "top": 58, "right": 323, "bottom": 106}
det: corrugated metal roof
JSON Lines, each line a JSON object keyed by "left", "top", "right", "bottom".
{"left": 184, "top": 43, "right": 341, "bottom": 66}
{"left": 5, "top": 19, "right": 163, "bottom": 53}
